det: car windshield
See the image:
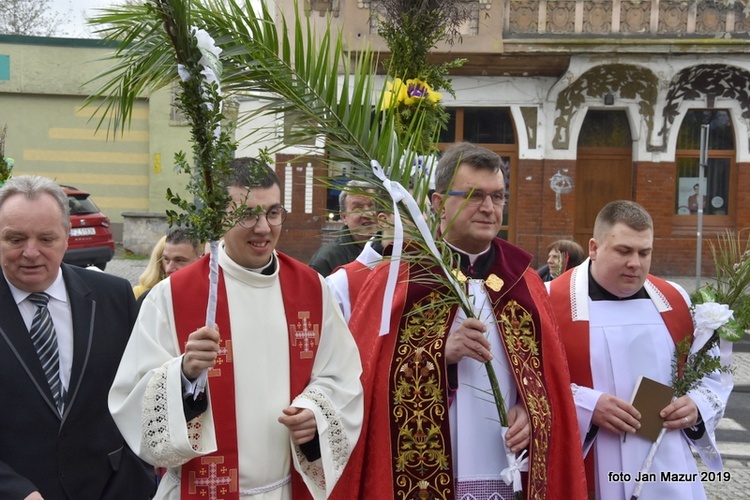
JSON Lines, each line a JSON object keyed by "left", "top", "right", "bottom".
{"left": 68, "top": 196, "right": 100, "bottom": 216}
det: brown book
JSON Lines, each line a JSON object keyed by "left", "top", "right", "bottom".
{"left": 629, "top": 376, "right": 675, "bottom": 442}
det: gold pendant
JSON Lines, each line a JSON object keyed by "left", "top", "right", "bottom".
{"left": 485, "top": 273, "right": 504, "bottom": 292}
{"left": 452, "top": 269, "right": 468, "bottom": 283}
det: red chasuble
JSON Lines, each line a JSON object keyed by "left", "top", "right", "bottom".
{"left": 548, "top": 267, "right": 694, "bottom": 497}
{"left": 350, "top": 238, "right": 587, "bottom": 500}
{"left": 170, "top": 252, "right": 323, "bottom": 500}
{"left": 342, "top": 260, "right": 372, "bottom": 313}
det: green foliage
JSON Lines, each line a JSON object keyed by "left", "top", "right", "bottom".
{"left": 671, "top": 337, "right": 732, "bottom": 397}
{"left": 0, "top": 124, "right": 11, "bottom": 183}
{"left": 376, "top": 0, "right": 468, "bottom": 94}
{"left": 376, "top": 0, "right": 468, "bottom": 155}
{"left": 690, "top": 229, "right": 750, "bottom": 339}
{"left": 672, "top": 229, "right": 749, "bottom": 397}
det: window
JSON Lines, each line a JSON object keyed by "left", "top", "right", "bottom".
{"left": 0, "top": 55, "right": 9, "bottom": 81}
{"left": 674, "top": 110, "right": 735, "bottom": 217}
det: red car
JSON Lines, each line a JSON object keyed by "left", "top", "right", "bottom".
{"left": 62, "top": 185, "right": 115, "bottom": 270}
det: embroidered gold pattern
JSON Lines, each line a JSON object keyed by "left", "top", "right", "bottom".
{"left": 485, "top": 273, "right": 504, "bottom": 292}
{"left": 451, "top": 269, "right": 467, "bottom": 283}
{"left": 497, "top": 299, "right": 551, "bottom": 499}
{"left": 392, "top": 291, "right": 453, "bottom": 499}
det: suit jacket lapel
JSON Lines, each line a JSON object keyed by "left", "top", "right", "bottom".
{"left": 0, "top": 274, "right": 61, "bottom": 415}
{"left": 61, "top": 264, "right": 95, "bottom": 415}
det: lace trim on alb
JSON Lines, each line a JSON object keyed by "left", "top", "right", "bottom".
{"left": 142, "top": 361, "right": 203, "bottom": 467}
{"left": 295, "top": 388, "right": 351, "bottom": 490}
{"left": 569, "top": 266, "right": 579, "bottom": 320}
{"left": 645, "top": 279, "right": 669, "bottom": 308}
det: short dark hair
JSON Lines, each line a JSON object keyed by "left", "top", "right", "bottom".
{"left": 434, "top": 142, "right": 505, "bottom": 194}
{"left": 166, "top": 227, "right": 203, "bottom": 255}
{"left": 593, "top": 200, "right": 653, "bottom": 241}
{"left": 228, "top": 157, "right": 280, "bottom": 190}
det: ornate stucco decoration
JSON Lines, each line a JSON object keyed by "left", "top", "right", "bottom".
{"left": 655, "top": 64, "right": 750, "bottom": 153}
{"left": 552, "top": 64, "right": 658, "bottom": 150}
{"left": 359, "top": 0, "right": 493, "bottom": 8}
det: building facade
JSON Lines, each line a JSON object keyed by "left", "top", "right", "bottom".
{"left": 3, "top": 2, "right": 749, "bottom": 273}
{"left": 278, "top": 0, "right": 750, "bottom": 274}
{"left": 0, "top": 35, "right": 197, "bottom": 245}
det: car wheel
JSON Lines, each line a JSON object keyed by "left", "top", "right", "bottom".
{"left": 96, "top": 262, "right": 107, "bottom": 271}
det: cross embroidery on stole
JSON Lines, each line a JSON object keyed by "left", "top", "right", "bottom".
{"left": 290, "top": 311, "right": 319, "bottom": 359}
{"left": 188, "top": 456, "right": 238, "bottom": 500}
{"left": 208, "top": 340, "right": 233, "bottom": 377}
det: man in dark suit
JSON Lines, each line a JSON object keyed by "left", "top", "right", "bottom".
{"left": 0, "top": 175, "right": 155, "bottom": 499}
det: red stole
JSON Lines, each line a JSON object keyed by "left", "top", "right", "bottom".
{"left": 549, "top": 268, "right": 693, "bottom": 496}
{"left": 343, "top": 260, "right": 371, "bottom": 312}
{"left": 171, "top": 252, "right": 322, "bottom": 500}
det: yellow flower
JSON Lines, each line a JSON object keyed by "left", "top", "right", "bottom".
{"left": 381, "top": 77, "right": 442, "bottom": 111}
{"left": 381, "top": 77, "right": 406, "bottom": 111}
{"left": 403, "top": 78, "right": 442, "bottom": 106}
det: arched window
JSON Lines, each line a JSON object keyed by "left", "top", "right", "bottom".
{"left": 674, "top": 110, "right": 735, "bottom": 218}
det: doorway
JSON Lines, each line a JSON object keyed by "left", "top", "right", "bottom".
{"left": 573, "top": 110, "right": 634, "bottom": 250}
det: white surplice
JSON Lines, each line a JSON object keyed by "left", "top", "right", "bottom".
{"left": 109, "top": 245, "right": 363, "bottom": 499}
{"left": 449, "top": 278, "right": 517, "bottom": 500}
{"left": 325, "top": 240, "right": 383, "bottom": 323}
{"left": 561, "top": 264, "right": 731, "bottom": 500}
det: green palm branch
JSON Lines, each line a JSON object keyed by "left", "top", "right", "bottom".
{"left": 88, "top": 0, "right": 409, "bottom": 175}
{"left": 85, "top": 0, "right": 512, "bottom": 447}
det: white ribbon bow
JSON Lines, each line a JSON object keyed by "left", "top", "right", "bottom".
{"left": 500, "top": 449, "right": 528, "bottom": 493}
{"left": 370, "top": 160, "right": 471, "bottom": 335}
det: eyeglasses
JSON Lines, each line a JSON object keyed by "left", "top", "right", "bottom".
{"left": 237, "top": 206, "right": 288, "bottom": 229}
{"left": 446, "top": 190, "right": 505, "bottom": 207}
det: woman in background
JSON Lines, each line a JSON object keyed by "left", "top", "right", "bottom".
{"left": 132, "top": 235, "right": 167, "bottom": 299}
{"left": 537, "top": 239, "right": 585, "bottom": 282}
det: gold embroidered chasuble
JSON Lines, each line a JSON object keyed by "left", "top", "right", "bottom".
{"left": 351, "top": 238, "right": 587, "bottom": 499}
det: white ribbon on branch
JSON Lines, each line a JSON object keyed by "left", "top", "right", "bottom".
{"left": 370, "top": 160, "right": 471, "bottom": 335}
{"left": 177, "top": 27, "right": 223, "bottom": 397}
{"left": 500, "top": 426, "right": 528, "bottom": 495}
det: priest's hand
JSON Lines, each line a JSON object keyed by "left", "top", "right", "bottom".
{"left": 445, "top": 318, "right": 493, "bottom": 364}
{"left": 505, "top": 404, "right": 530, "bottom": 453}
{"left": 660, "top": 395, "right": 699, "bottom": 430}
{"left": 279, "top": 407, "right": 317, "bottom": 445}
{"left": 24, "top": 493, "right": 43, "bottom": 500}
{"left": 592, "top": 393, "right": 641, "bottom": 436}
{"left": 182, "top": 326, "right": 220, "bottom": 380}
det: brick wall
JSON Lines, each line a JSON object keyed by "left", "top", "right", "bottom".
{"left": 517, "top": 159, "right": 749, "bottom": 275}
{"left": 273, "top": 155, "right": 328, "bottom": 263}
{"left": 516, "top": 158, "right": 579, "bottom": 269}
{"left": 274, "top": 153, "right": 749, "bottom": 275}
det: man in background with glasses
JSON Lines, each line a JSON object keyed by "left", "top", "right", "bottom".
{"left": 349, "top": 142, "right": 586, "bottom": 499}
{"left": 308, "top": 179, "right": 377, "bottom": 277}
{"left": 110, "top": 157, "right": 364, "bottom": 499}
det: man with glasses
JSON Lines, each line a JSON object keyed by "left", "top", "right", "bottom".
{"left": 110, "top": 157, "right": 364, "bottom": 499}
{"left": 309, "top": 180, "right": 377, "bottom": 277}
{"left": 349, "top": 142, "right": 586, "bottom": 499}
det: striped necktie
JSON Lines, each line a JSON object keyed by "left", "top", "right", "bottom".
{"left": 27, "top": 292, "right": 63, "bottom": 414}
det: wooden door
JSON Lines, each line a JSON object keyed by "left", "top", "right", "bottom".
{"left": 573, "top": 147, "right": 633, "bottom": 251}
